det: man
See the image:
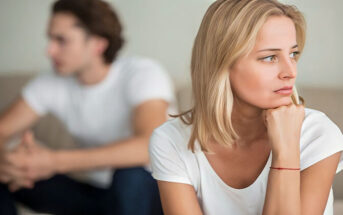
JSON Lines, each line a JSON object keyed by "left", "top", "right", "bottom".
{"left": 0, "top": 0, "right": 175, "bottom": 214}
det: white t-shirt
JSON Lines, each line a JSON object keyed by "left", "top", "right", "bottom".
{"left": 23, "top": 57, "right": 177, "bottom": 188}
{"left": 149, "top": 108, "right": 343, "bottom": 215}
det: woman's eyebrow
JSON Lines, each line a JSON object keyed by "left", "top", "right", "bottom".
{"left": 257, "top": 44, "right": 298, "bottom": 52}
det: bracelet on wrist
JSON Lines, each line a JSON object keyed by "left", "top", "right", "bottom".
{"left": 270, "top": 167, "right": 300, "bottom": 170}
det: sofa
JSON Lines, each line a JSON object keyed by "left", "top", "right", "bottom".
{"left": 0, "top": 73, "right": 342, "bottom": 214}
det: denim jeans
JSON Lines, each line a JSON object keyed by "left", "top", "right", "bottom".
{"left": 0, "top": 167, "right": 163, "bottom": 215}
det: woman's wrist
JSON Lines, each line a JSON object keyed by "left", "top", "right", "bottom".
{"left": 271, "top": 157, "right": 300, "bottom": 168}
{"left": 271, "top": 149, "right": 300, "bottom": 168}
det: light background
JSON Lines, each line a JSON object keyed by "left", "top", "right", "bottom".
{"left": 0, "top": 0, "right": 342, "bottom": 89}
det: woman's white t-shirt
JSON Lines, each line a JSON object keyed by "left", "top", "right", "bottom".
{"left": 149, "top": 108, "right": 343, "bottom": 215}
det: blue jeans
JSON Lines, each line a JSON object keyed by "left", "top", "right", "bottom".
{"left": 0, "top": 167, "right": 163, "bottom": 215}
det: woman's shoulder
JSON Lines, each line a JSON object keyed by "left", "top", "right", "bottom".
{"left": 300, "top": 108, "right": 343, "bottom": 171}
{"left": 149, "top": 117, "right": 201, "bottom": 187}
{"left": 150, "top": 117, "right": 192, "bottom": 150}
{"left": 155, "top": 116, "right": 190, "bottom": 132}
{"left": 302, "top": 108, "right": 341, "bottom": 137}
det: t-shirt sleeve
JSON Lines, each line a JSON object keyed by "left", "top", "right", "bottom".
{"left": 149, "top": 130, "right": 192, "bottom": 185}
{"left": 126, "top": 59, "right": 175, "bottom": 108}
{"left": 300, "top": 112, "right": 343, "bottom": 173}
{"left": 21, "top": 73, "right": 56, "bottom": 116}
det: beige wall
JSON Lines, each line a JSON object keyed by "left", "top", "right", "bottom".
{"left": 0, "top": 0, "right": 342, "bottom": 89}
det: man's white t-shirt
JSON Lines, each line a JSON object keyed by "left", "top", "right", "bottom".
{"left": 22, "top": 57, "right": 177, "bottom": 188}
{"left": 149, "top": 108, "right": 343, "bottom": 215}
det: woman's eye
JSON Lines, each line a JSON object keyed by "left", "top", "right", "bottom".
{"left": 290, "top": 51, "right": 300, "bottom": 59}
{"left": 261, "top": 55, "right": 276, "bottom": 62}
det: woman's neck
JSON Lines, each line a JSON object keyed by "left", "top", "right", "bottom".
{"left": 231, "top": 97, "right": 267, "bottom": 147}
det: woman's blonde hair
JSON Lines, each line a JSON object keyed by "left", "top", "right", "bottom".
{"left": 178, "top": 0, "right": 306, "bottom": 152}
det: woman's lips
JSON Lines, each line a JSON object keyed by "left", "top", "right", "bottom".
{"left": 274, "top": 87, "right": 293, "bottom": 95}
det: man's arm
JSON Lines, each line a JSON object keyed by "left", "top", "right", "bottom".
{"left": 0, "top": 97, "right": 40, "bottom": 146}
{"left": 0, "top": 97, "right": 40, "bottom": 189}
{"left": 53, "top": 99, "right": 169, "bottom": 173}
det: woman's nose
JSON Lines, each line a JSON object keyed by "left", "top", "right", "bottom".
{"left": 278, "top": 57, "right": 297, "bottom": 80}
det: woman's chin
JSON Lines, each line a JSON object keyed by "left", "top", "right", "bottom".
{"left": 258, "top": 98, "right": 293, "bottom": 109}
{"left": 270, "top": 98, "right": 293, "bottom": 108}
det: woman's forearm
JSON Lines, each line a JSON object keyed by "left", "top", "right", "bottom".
{"left": 262, "top": 152, "right": 301, "bottom": 215}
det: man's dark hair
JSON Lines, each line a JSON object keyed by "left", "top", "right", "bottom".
{"left": 52, "top": 0, "right": 124, "bottom": 63}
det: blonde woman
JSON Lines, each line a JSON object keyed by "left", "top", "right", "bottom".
{"left": 149, "top": 0, "right": 343, "bottom": 214}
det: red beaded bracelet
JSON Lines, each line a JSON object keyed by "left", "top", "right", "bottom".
{"left": 270, "top": 167, "right": 300, "bottom": 170}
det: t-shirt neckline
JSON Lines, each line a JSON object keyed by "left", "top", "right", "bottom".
{"left": 74, "top": 61, "right": 120, "bottom": 92}
{"left": 199, "top": 149, "right": 272, "bottom": 192}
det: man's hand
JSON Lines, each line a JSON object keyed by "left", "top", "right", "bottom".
{"left": 20, "top": 131, "right": 57, "bottom": 181}
{"left": 0, "top": 131, "right": 57, "bottom": 191}
{"left": 0, "top": 143, "right": 33, "bottom": 190}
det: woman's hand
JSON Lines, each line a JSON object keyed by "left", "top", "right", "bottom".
{"left": 263, "top": 104, "right": 305, "bottom": 166}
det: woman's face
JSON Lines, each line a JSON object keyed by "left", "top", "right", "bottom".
{"left": 230, "top": 16, "right": 299, "bottom": 109}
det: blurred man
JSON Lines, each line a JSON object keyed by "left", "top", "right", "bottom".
{"left": 0, "top": 0, "right": 175, "bottom": 214}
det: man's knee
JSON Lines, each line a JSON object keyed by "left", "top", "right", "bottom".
{"left": 106, "top": 167, "right": 162, "bottom": 215}
{"left": 0, "top": 183, "right": 17, "bottom": 215}
{"left": 112, "top": 167, "right": 157, "bottom": 194}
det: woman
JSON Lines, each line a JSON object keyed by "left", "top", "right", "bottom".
{"left": 149, "top": 0, "right": 343, "bottom": 214}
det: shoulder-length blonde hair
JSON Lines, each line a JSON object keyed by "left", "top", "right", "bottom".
{"left": 178, "top": 0, "right": 306, "bottom": 152}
